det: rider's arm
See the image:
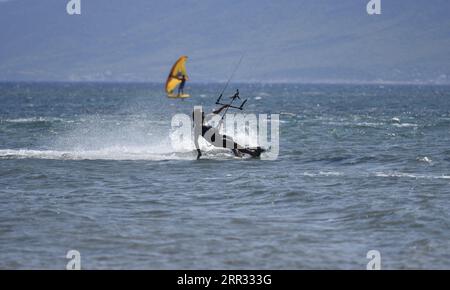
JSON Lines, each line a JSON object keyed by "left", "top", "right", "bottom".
{"left": 212, "top": 104, "right": 229, "bottom": 115}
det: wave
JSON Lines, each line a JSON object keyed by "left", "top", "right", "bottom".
{"left": 417, "top": 156, "right": 433, "bottom": 164}
{"left": 0, "top": 148, "right": 190, "bottom": 161}
{"left": 374, "top": 171, "right": 450, "bottom": 180}
{"left": 303, "top": 171, "right": 344, "bottom": 177}
{"left": 323, "top": 120, "right": 420, "bottom": 129}
{"left": 392, "top": 123, "right": 418, "bottom": 128}
{"left": 297, "top": 170, "right": 450, "bottom": 180}
{"left": 1, "top": 117, "right": 68, "bottom": 124}
{"left": 323, "top": 121, "right": 385, "bottom": 128}
{"left": 0, "top": 147, "right": 241, "bottom": 161}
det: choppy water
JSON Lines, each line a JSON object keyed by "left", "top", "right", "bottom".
{"left": 1, "top": 82, "right": 449, "bottom": 269}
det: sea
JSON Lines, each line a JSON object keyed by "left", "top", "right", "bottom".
{"left": 0, "top": 82, "right": 449, "bottom": 269}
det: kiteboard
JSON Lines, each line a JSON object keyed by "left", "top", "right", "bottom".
{"left": 237, "top": 146, "right": 267, "bottom": 158}
{"left": 167, "top": 93, "right": 190, "bottom": 99}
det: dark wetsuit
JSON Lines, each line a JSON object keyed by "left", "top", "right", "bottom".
{"left": 178, "top": 76, "right": 186, "bottom": 95}
{"left": 198, "top": 124, "right": 235, "bottom": 149}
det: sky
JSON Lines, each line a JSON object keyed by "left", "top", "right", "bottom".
{"left": 0, "top": 0, "right": 449, "bottom": 83}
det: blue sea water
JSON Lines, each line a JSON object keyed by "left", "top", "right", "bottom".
{"left": 0, "top": 82, "right": 449, "bottom": 269}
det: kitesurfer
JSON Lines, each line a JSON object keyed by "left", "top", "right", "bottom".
{"left": 178, "top": 74, "right": 186, "bottom": 96}
{"left": 165, "top": 56, "right": 190, "bottom": 98}
{"left": 192, "top": 106, "right": 263, "bottom": 159}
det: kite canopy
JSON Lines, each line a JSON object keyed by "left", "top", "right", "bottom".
{"left": 165, "top": 56, "right": 189, "bottom": 96}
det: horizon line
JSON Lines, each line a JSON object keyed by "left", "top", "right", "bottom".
{"left": 0, "top": 80, "right": 449, "bottom": 86}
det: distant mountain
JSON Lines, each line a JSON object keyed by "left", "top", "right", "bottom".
{"left": 0, "top": 0, "right": 449, "bottom": 83}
